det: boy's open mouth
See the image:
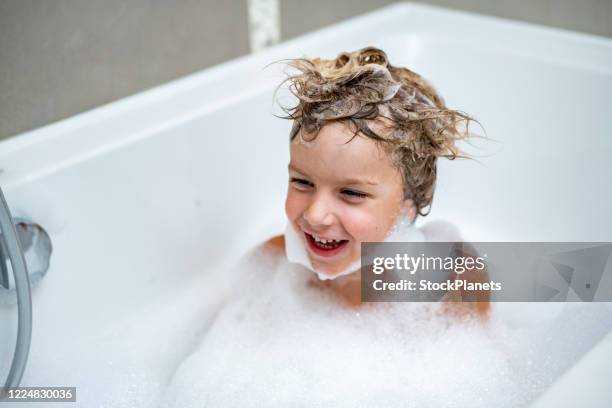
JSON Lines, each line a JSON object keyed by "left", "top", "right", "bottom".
{"left": 304, "top": 232, "right": 349, "bottom": 257}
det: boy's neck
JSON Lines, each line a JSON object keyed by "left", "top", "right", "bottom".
{"left": 308, "top": 270, "right": 363, "bottom": 307}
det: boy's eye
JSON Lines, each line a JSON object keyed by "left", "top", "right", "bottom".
{"left": 290, "top": 177, "right": 313, "bottom": 188}
{"left": 341, "top": 189, "right": 367, "bottom": 199}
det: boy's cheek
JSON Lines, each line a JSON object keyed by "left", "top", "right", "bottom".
{"left": 285, "top": 192, "right": 304, "bottom": 221}
{"left": 342, "top": 211, "right": 385, "bottom": 242}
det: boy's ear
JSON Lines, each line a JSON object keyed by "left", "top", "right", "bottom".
{"left": 401, "top": 199, "right": 417, "bottom": 223}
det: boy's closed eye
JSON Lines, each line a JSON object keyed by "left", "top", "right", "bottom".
{"left": 290, "top": 177, "right": 313, "bottom": 188}
{"left": 290, "top": 177, "right": 369, "bottom": 200}
{"left": 341, "top": 189, "right": 368, "bottom": 199}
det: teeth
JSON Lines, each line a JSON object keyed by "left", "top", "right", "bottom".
{"left": 312, "top": 234, "right": 341, "bottom": 244}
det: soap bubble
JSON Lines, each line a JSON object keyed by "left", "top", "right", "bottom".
{"left": 160, "top": 250, "right": 612, "bottom": 408}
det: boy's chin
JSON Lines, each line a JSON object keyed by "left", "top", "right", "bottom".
{"left": 310, "top": 257, "right": 358, "bottom": 276}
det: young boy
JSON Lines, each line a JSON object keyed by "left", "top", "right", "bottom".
{"left": 264, "top": 46, "right": 488, "bottom": 314}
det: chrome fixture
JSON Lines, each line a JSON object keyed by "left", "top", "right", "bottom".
{"left": 0, "top": 187, "right": 37, "bottom": 394}
{"left": 1, "top": 218, "right": 52, "bottom": 292}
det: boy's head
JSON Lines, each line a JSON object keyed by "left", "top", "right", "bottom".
{"left": 279, "top": 47, "right": 474, "bottom": 276}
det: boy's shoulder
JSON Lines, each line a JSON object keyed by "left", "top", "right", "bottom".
{"left": 245, "top": 234, "right": 285, "bottom": 263}
{"left": 262, "top": 234, "right": 286, "bottom": 256}
{"left": 237, "top": 234, "right": 286, "bottom": 280}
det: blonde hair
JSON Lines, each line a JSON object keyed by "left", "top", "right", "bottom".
{"left": 277, "top": 46, "right": 477, "bottom": 217}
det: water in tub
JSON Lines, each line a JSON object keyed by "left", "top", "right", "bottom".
{"left": 20, "top": 222, "right": 612, "bottom": 407}
{"left": 155, "top": 222, "right": 612, "bottom": 408}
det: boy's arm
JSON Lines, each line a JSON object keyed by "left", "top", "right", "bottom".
{"left": 441, "top": 243, "right": 490, "bottom": 318}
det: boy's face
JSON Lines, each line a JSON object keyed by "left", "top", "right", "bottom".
{"left": 286, "top": 121, "right": 415, "bottom": 277}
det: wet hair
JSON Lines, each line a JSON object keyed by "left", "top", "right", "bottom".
{"left": 276, "top": 46, "right": 478, "bottom": 217}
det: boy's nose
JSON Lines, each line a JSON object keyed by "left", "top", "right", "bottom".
{"left": 303, "top": 196, "right": 334, "bottom": 227}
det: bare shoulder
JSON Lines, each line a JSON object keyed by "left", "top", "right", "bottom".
{"left": 442, "top": 242, "right": 491, "bottom": 319}
{"left": 240, "top": 234, "right": 286, "bottom": 273}
{"left": 262, "top": 234, "right": 286, "bottom": 256}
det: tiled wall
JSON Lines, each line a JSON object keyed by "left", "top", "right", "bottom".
{"left": 280, "top": 0, "right": 612, "bottom": 40}
{"left": 1, "top": 0, "right": 610, "bottom": 140}
{"left": 0, "top": 0, "right": 250, "bottom": 140}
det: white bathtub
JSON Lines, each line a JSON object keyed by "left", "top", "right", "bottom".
{"left": 1, "top": 2, "right": 611, "bottom": 407}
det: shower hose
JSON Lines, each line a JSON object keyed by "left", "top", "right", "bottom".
{"left": 0, "top": 187, "right": 32, "bottom": 393}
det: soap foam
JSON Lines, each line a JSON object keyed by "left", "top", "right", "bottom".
{"left": 20, "top": 230, "right": 611, "bottom": 408}
{"left": 160, "top": 251, "right": 612, "bottom": 408}
{"left": 17, "top": 223, "right": 612, "bottom": 408}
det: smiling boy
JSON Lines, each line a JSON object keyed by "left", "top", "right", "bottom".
{"left": 263, "top": 47, "right": 488, "bottom": 313}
